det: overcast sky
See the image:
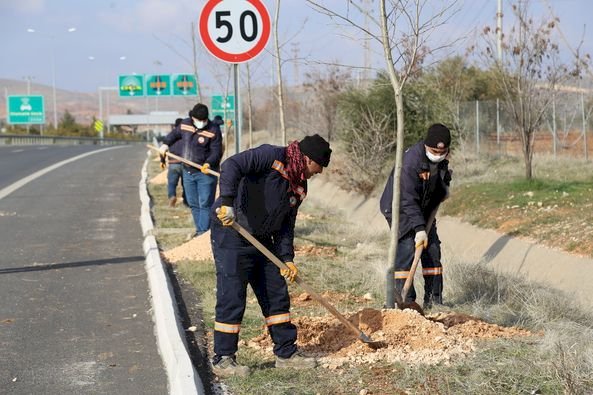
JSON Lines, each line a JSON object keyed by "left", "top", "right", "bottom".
{"left": 0, "top": 0, "right": 591, "bottom": 95}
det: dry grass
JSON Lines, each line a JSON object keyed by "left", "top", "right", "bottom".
{"left": 146, "top": 150, "right": 593, "bottom": 394}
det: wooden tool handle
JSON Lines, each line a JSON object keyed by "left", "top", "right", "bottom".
{"left": 146, "top": 144, "right": 220, "bottom": 177}
{"left": 400, "top": 206, "right": 439, "bottom": 301}
{"left": 231, "top": 222, "right": 365, "bottom": 340}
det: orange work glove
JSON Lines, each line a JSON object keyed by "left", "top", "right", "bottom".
{"left": 280, "top": 262, "right": 298, "bottom": 283}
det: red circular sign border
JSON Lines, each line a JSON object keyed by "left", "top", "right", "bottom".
{"left": 199, "top": 0, "right": 271, "bottom": 64}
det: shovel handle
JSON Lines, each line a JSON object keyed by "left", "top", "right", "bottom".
{"left": 230, "top": 221, "right": 369, "bottom": 342}
{"left": 146, "top": 144, "right": 220, "bottom": 177}
{"left": 400, "top": 206, "right": 439, "bottom": 302}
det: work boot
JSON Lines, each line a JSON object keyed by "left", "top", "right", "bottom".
{"left": 211, "top": 355, "right": 250, "bottom": 378}
{"left": 168, "top": 196, "right": 177, "bottom": 207}
{"left": 275, "top": 351, "right": 317, "bottom": 369}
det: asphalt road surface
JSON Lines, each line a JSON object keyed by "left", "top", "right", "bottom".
{"left": 0, "top": 145, "right": 167, "bottom": 394}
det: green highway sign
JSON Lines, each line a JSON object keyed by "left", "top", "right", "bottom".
{"left": 146, "top": 74, "right": 171, "bottom": 96}
{"left": 7, "top": 95, "right": 45, "bottom": 124}
{"left": 211, "top": 95, "right": 235, "bottom": 112}
{"left": 118, "top": 75, "right": 145, "bottom": 97}
{"left": 172, "top": 74, "right": 198, "bottom": 96}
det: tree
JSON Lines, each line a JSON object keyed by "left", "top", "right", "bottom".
{"left": 274, "top": 0, "right": 287, "bottom": 145}
{"left": 59, "top": 110, "right": 78, "bottom": 135}
{"left": 307, "top": 0, "right": 457, "bottom": 308}
{"left": 478, "top": 0, "right": 585, "bottom": 179}
{"left": 304, "top": 65, "right": 352, "bottom": 143}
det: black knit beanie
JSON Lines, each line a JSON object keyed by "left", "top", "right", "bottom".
{"left": 424, "top": 123, "right": 451, "bottom": 149}
{"left": 298, "top": 134, "right": 332, "bottom": 167}
{"left": 189, "top": 103, "right": 209, "bottom": 120}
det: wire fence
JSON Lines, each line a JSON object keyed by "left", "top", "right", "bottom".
{"left": 456, "top": 92, "right": 593, "bottom": 160}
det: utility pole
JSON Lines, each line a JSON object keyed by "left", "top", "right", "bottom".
{"left": 291, "top": 42, "right": 300, "bottom": 86}
{"left": 497, "top": 0, "right": 503, "bottom": 62}
{"left": 496, "top": 0, "right": 503, "bottom": 149}
{"left": 363, "top": 0, "right": 372, "bottom": 86}
{"left": 23, "top": 76, "right": 35, "bottom": 134}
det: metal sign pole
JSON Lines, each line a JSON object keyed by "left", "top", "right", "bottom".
{"left": 233, "top": 63, "right": 241, "bottom": 154}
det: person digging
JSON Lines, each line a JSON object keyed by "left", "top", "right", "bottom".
{"left": 209, "top": 134, "right": 332, "bottom": 378}
{"left": 380, "top": 123, "right": 453, "bottom": 309}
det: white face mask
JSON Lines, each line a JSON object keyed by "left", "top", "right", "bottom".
{"left": 425, "top": 149, "right": 447, "bottom": 163}
{"left": 193, "top": 119, "right": 207, "bottom": 129}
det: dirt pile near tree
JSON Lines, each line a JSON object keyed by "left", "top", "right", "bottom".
{"left": 150, "top": 169, "right": 168, "bottom": 185}
{"left": 248, "top": 305, "right": 532, "bottom": 367}
{"left": 163, "top": 231, "right": 213, "bottom": 263}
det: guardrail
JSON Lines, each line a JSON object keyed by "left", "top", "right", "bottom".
{"left": 0, "top": 134, "right": 144, "bottom": 146}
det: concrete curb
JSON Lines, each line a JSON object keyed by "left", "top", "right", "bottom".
{"left": 139, "top": 153, "right": 204, "bottom": 395}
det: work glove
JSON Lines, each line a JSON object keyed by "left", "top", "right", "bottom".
{"left": 159, "top": 154, "right": 166, "bottom": 169}
{"left": 216, "top": 206, "right": 234, "bottom": 226}
{"left": 159, "top": 144, "right": 169, "bottom": 156}
{"left": 414, "top": 230, "right": 428, "bottom": 249}
{"left": 280, "top": 262, "right": 298, "bottom": 283}
{"left": 200, "top": 163, "right": 211, "bottom": 174}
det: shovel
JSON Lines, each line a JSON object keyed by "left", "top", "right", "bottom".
{"left": 146, "top": 144, "right": 220, "bottom": 177}
{"left": 231, "top": 222, "right": 384, "bottom": 349}
{"left": 400, "top": 206, "right": 439, "bottom": 308}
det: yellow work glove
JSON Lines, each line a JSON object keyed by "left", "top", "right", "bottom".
{"left": 414, "top": 230, "right": 428, "bottom": 249}
{"left": 216, "top": 206, "right": 234, "bottom": 226}
{"left": 200, "top": 163, "right": 211, "bottom": 174}
{"left": 159, "top": 144, "right": 169, "bottom": 156}
{"left": 280, "top": 262, "right": 298, "bottom": 283}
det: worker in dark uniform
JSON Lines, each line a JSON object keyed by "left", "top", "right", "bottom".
{"left": 160, "top": 103, "right": 222, "bottom": 237}
{"left": 160, "top": 118, "right": 185, "bottom": 207}
{"left": 209, "top": 134, "right": 332, "bottom": 378}
{"left": 380, "top": 123, "right": 452, "bottom": 309}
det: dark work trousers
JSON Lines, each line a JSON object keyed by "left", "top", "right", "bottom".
{"left": 210, "top": 222, "right": 297, "bottom": 359}
{"left": 394, "top": 225, "right": 443, "bottom": 306}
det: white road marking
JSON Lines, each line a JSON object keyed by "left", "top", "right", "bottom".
{"left": 11, "top": 149, "right": 24, "bottom": 153}
{"left": 0, "top": 146, "right": 127, "bottom": 201}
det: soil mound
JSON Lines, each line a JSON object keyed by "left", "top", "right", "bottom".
{"left": 150, "top": 169, "right": 168, "bottom": 185}
{"left": 248, "top": 308, "right": 532, "bottom": 367}
{"left": 162, "top": 231, "right": 213, "bottom": 263}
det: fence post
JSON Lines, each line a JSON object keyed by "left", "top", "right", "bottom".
{"left": 496, "top": 98, "right": 501, "bottom": 155}
{"left": 552, "top": 94, "right": 557, "bottom": 159}
{"left": 475, "top": 100, "right": 480, "bottom": 155}
{"left": 582, "top": 92, "right": 588, "bottom": 161}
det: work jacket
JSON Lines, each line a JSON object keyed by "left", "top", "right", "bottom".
{"left": 162, "top": 118, "right": 222, "bottom": 173}
{"left": 380, "top": 141, "right": 452, "bottom": 238}
{"left": 166, "top": 127, "right": 184, "bottom": 164}
{"left": 212, "top": 144, "right": 306, "bottom": 262}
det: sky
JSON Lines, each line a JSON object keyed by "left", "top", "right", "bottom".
{"left": 0, "top": 0, "right": 591, "bottom": 95}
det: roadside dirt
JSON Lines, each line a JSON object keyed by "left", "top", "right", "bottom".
{"left": 247, "top": 306, "right": 532, "bottom": 368}
{"left": 149, "top": 169, "right": 168, "bottom": 185}
{"left": 163, "top": 232, "right": 212, "bottom": 263}
{"left": 162, "top": 232, "right": 339, "bottom": 264}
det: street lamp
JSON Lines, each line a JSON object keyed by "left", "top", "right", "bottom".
{"left": 26, "top": 27, "right": 77, "bottom": 130}
{"left": 22, "top": 75, "right": 35, "bottom": 134}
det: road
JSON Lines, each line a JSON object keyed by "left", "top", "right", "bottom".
{"left": 0, "top": 145, "right": 168, "bottom": 394}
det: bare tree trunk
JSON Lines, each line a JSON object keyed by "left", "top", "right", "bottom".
{"left": 274, "top": 0, "right": 287, "bottom": 145}
{"left": 246, "top": 62, "right": 254, "bottom": 148}
{"left": 380, "top": 0, "right": 406, "bottom": 309}
{"left": 191, "top": 22, "right": 203, "bottom": 103}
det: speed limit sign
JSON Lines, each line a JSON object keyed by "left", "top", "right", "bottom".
{"left": 199, "top": 0, "right": 271, "bottom": 63}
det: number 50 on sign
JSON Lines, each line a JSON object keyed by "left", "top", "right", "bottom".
{"left": 199, "top": 0, "right": 271, "bottom": 63}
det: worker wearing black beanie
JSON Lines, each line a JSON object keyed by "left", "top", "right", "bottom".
{"left": 380, "top": 122, "right": 453, "bottom": 311}
{"left": 298, "top": 134, "right": 332, "bottom": 167}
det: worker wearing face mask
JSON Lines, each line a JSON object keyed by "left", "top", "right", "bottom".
{"left": 380, "top": 123, "right": 453, "bottom": 309}
{"left": 160, "top": 103, "right": 222, "bottom": 237}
